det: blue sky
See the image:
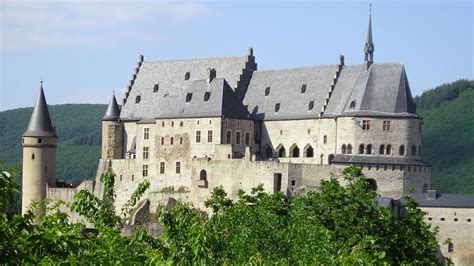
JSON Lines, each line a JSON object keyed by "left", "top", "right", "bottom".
{"left": 1, "top": 0, "right": 472, "bottom": 111}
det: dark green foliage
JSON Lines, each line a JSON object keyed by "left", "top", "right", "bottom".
{"left": 0, "top": 104, "right": 106, "bottom": 184}
{"left": 0, "top": 165, "right": 442, "bottom": 264}
{"left": 414, "top": 80, "right": 474, "bottom": 194}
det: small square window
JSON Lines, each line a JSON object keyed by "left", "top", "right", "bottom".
{"left": 291, "top": 180, "right": 296, "bottom": 186}
{"left": 362, "top": 120, "right": 370, "bottom": 130}
{"left": 38, "top": 138, "right": 42, "bottom": 143}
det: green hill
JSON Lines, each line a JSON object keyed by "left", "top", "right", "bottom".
{"left": 414, "top": 79, "right": 474, "bottom": 194}
{"left": 0, "top": 104, "right": 106, "bottom": 184}
{"left": 1, "top": 80, "right": 473, "bottom": 194}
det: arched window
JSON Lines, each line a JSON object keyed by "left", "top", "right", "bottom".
{"left": 328, "top": 154, "right": 335, "bottom": 164}
{"left": 341, "top": 144, "right": 347, "bottom": 154}
{"left": 304, "top": 144, "right": 314, "bottom": 158}
{"left": 386, "top": 144, "right": 392, "bottom": 155}
{"left": 366, "top": 144, "right": 372, "bottom": 155}
{"left": 265, "top": 146, "right": 273, "bottom": 158}
{"left": 399, "top": 145, "right": 405, "bottom": 156}
{"left": 320, "top": 154, "right": 324, "bottom": 164}
{"left": 359, "top": 144, "right": 365, "bottom": 154}
{"left": 367, "top": 178, "right": 378, "bottom": 191}
{"left": 411, "top": 145, "right": 417, "bottom": 156}
{"left": 448, "top": 243, "right": 454, "bottom": 253}
{"left": 347, "top": 144, "right": 353, "bottom": 154}
{"left": 290, "top": 144, "right": 300, "bottom": 158}
{"left": 200, "top": 170, "right": 207, "bottom": 181}
{"left": 277, "top": 145, "right": 286, "bottom": 158}
{"left": 379, "top": 145, "right": 385, "bottom": 155}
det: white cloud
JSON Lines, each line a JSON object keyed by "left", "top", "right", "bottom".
{"left": 1, "top": 0, "right": 214, "bottom": 51}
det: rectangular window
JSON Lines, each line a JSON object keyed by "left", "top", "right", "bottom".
{"left": 160, "top": 162, "right": 165, "bottom": 174}
{"left": 143, "top": 147, "right": 149, "bottom": 160}
{"left": 196, "top": 130, "right": 201, "bottom": 143}
{"left": 144, "top": 128, "right": 150, "bottom": 140}
{"left": 161, "top": 137, "right": 164, "bottom": 145}
{"left": 323, "top": 135, "right": 327, "bottom": 144}
{"left": 176, "top": 162, "right": 181, "bottom": 174}
{"left": 226, "top": 130, "right": 231, "bottom": 144}
{"left": 208, "top": 130, "right": 213, "bottom": 143}
{"left": 245, "top": 132, "right": 250, "bottom": 145}
{"left": 383, "top": 120, "right": 391, "bottom": 131}
{"left": 362, "top": 120, "right": 371, "bottom": 130}
{"left": 142, "top": 164, "right": 148, "bottom": 177}
{"left": 235, "top": 132, "right": 241, "bottom": 145}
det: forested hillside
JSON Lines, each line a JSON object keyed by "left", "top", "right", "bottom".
{"left": 0, "top": 104, "right": 106, "bottom": 184}
{"left": 0, "top": 79, "right": 473, "bottom": 193}
{"left": 414, "top": 79, "right": 474, "bottom": 194}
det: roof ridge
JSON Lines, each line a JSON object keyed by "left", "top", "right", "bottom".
{"left": 144, "top": 55, "right": 247, "bottom": 64}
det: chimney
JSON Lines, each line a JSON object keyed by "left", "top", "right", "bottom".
{"left": 427, "top": 190, "right": 437, "bottom": 200}
{"left": 339, "top": 55, "right": 345, "bottom": 66}
{"left": 207, "top": 68, "right": 216, "bottom": 83}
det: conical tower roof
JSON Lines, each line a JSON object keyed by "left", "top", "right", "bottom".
{"left": 23, "top": 82, "right": 57, "bottom": 138}
{"left": 102, "top": 93, "right": 120, "bottom": 121}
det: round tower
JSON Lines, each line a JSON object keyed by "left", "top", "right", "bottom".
{"left": 101, "top": 92, "right": 123, "bottom": 160}
{"left": 22, "top": 82, "right": 57, "bottom": 215}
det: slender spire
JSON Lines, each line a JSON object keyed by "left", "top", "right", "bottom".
{"left": 364, "top": 4, "right": 375, "bottom": 66}
{"left": 23, "top": 81, "right": 57, "bottom": 137}
{"left": 102, "top": 91, "right": 120, "bottom": 121}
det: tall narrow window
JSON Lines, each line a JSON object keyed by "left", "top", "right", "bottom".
{"left": 359, "top": 144, "right": 365, "bottom": 154}
{"left": 245, "top": 132, "right": 250, "bottom": 145}
{"left": 347, "top": 144, "right": 353, "bottom": 154}
{"left": 366, "top": 144, "right": 373, "bottom": 155}
{"left": 386, "top": 145, "right": 392, "bottom": 155}
{"left": 153, "top": 84, "right": 159, "bottom": 92}
{"left": 265, "top": 87, "right": 270, "bottom": 96}
{"left": 144, "top": 128, "right": 150, "bottom": 140}
{"left": 448, "top": 243, "right": 454, "bottom": 253}
{"left": 323, "top": 135, "right": 327, "bottom": 144}
{"left": 186, "top": 93, "right": 192, "bottom": 102}
{"left": 143, "top": 147, "right": 149, "bottom": 159}
{"left": 170, "top": 137, "right": 174, "bottom": 145}
{"left": 362, "top": 120, "right": 371, "bottom": 130}
{"left": 161, "top": 137, "right": 164, "bottom": 145}
{"left": 341, "top": 144, "right": 347, "bottom": 154}
{"left": 308, "top": 101, "right": 314, "bottom": 110}
{"left": 301, "top": 84, "right": 307, "bottom": 93}
{"left": 176, "top": 162, "right": 181, "bottom": 174}
{"left": 226, "top": 131, "right": 231, "bottom": 144}
{"left": 185, "top": 72, "right": 190, "bottom": 80}
{"left": 275, "top": 103, "right": 280, "bottom": 112}
{"left": 160, "top": 162, "right": 165, "bottom": 174}
{"left": 207, "top": 130, "right": 213, "bottom": 143}
{"left": 32, "top": 153, "right": 35, "bottom": 160}
{"left": 235, "top": 132, "right": 241, "bottom": 145}
{"left": 196, "top": 130, "right": 201, "bottom": 143}
{"left": 180, "top": 137, "right": 183, "bottom": 145}
{"left": 411, "top": 145, "right": 417, "bottom": 156}
{"left": 383, "top": 120, "right": 391, "bottom": 131}
{"left": 379, "top": 145, "right": 385, "bottom": 155}
{"left": 399, "top": 145, "right": 405, "bottom": 156}
{"left": 142, "top": 164, "right": 148, "bottom": 177}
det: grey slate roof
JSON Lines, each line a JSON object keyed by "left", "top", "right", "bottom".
{"left": 120, "top": 56, "right": 248, "bottom": 120}
{"left": 102, "top": 94, "right": 120, "bottom": 121}
{"left": 159, "top": 78, "right": 249, "bottom": 119}
{"left": 324, "top": 64, "right": 416, "bottom": 117}
{"left": 23, "top": 83, "right": 57, "bottom": 138}
{"left": 243, "top": 65, "right": 337, "bottom": 120}
{"left": 332, "top": 155, "right": 429, "bottom": 166}
{"left": 408, "top": 193, "right": 474, "bottom": 208}
{"left": 243, "top": 63, "right": 417, "bottom": 121}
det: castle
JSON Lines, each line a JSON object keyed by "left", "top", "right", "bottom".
{"left": 21, "top": 13, "right": 473, "bottom": 264}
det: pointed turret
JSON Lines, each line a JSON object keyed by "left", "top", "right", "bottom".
{"left": 23, "top": 81, "right": 57, "bottom": 138}
{"left": 364, "top": 5, "right": 375, "bottom": 68}
{"left": 102, "top": 92, "right": 120, "bottom": 121}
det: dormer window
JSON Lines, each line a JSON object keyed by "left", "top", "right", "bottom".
{"left": 301, "top": 84, "right": 307, "bottom": 93}
{"left": 186, "top": 93, "right": 192, "bottom": 103}
{"left": 185, "top": 72, "right": 191, "bottom": 80}
{"left": 275, "top": 103, "right": 280, "bottom": 112}
{"left": 265, "top": 87, "right": 270, "bottom": 96}
{"left": 350, "top": 101, "right": 356, "bottom": 109}
{"left": 204, "top": 92, "right": 211, "bottom": 102}
{"left": 135, "top": 95, "right": 141, "bottom": 103}
{"left": 308, "top": 101, "right": 314, "bottom": 110}
{"left": 153, "top": 84, "right": 159, "bottom": 92}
